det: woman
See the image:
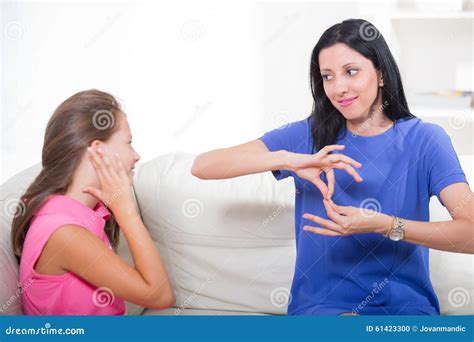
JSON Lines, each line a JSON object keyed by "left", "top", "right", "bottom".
{"left": 192, "top": 19, "right": 473, "bottom": 315}
{"left": 11, "top": 90, "right": 175, "bottom": 315}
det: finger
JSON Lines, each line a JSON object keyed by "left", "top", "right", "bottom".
{"left": 113, "top": 153, "right": 127, "bottom": 177}
{"left": 303, "top": 225, "right": 343, "bottom": 237}
{"left": 96, "top": 148, "right": 119, "bottom": 179}
{"left": 87, "top": 147, "right": 111, "bottom": 179}
{"left": 317, "top": 145, "right": 345, "bottom": 157}
{"left": 323, "top": 200, "right": 346, "bottom": 226}
{"left": 86, "top": 148, "right": 107, "bottom": 184}
{"left": 333, "top": 163, "right": 363, "bottom": 182}
{"left": 328, "top": 199, "right": 349, "bottom": 215}
{"left": 96, "top": 148, "right": 114, "bottom": 174}
{"left": 322, "top": 144, "right": 345, "bottom": 154}
{"left": 326, "top": 169, "right": 335, "bottom": 200}
{"left": 312, "top": 177, "right": 328, "bottom": 199}
{"left": 110, "top": 152, "right": 127, "bottom": 182}
{"left": 303, "top": 213, "right": 344, "bottom": 233}
{"left": 109, "top": 150, "right": 118, "bottom": 171}
{"left": 82, "top": 186, "right": 103, "bottom": 201}
{"left": 327, "top": 154, "right": 362, "bottom": 169}
{"left": 86, "top": 147, "right": 102, "bottom": 171}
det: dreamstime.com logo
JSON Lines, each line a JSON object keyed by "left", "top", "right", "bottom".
{"left": 4, "top": 323, "right": 85, "bottom": 336}
{"left": 182, "top": 198, "right": 204, "bottom": 218}
{"left": 3, "top": 197, "right": 27, "bottom": 219}
{"left": 92, "top": 287, "right": 115, "bottom": 307}
{"left": 0, "top": 279, "right": 34, "bottom": 314}
{"left": 448, "top": 287, "right": 471, "bottom": 308}
{"left": 270, "top": 287, "right": 292, "bottom": 308}
{"left": 92, "top": 109, "right": 115, "bottom": 130}
{"left": 351, "top": 278, "right": 390, "bottom": 314}
{"left": 358, "top": 22, "right": 380, "bottom": 41}
{"left": 360, "top": 198, "right": 382, "bottom": 219}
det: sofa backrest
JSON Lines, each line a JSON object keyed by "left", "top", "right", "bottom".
{"left": 133, "top": 153, "right": 296, "bottom": 315}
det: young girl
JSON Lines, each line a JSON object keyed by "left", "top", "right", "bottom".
{"left": 192, "top": 19, "right": 473, "bottom": 315}
{"left": 11, "top": 89, "right": 175, "bottom": 315}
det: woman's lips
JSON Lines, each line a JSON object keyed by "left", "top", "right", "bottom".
{"left": 337, "top": 96, "right": 358, "bottom": 107}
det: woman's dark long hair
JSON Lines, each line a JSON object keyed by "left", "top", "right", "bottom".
{"left": 309, "top": 18, "right": 415, "bottom": 151}
{"left": 11, "top": 90, "right": 122, "bottom": 260}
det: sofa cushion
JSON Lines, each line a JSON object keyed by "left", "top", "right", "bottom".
{"left": 142, "top": 307, "right": 267, "bottom": 316}
{"left": 0, "top": 164, "right": 41, "bottom": 315}
{"left": 133, "top": 153, "right": 296, "bottom": 315}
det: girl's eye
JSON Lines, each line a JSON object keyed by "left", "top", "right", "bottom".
{"left": 322, "top": 74, "right": 333, "bottom": 81}
{"left": 347, "top": 68, "right": 358, "bottom": 76}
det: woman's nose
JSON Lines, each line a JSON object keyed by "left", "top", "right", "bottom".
{"left": 334, "top": 76, "right": 349, "bottom": 95}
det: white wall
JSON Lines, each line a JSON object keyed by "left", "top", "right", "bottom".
{"left": 2, "top": 0, "right": 472, "bottom": 183}
{"left": 2, "top": 0, "right": 262, "bottom": 183}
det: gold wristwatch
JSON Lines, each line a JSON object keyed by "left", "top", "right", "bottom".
{"left": 386, "top": 216, "right": 405, "bottom": 241}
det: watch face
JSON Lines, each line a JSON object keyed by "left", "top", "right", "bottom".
{"left": 390, "top": 230, "right": 403, "bottom": 241}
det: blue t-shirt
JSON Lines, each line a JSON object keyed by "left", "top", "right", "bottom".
{"left": 259, "top": 117, "right": 467, "bottom": 315}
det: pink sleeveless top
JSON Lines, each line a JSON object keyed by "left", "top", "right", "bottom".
{"left": 19, "top": 194, "right": 126, "bottom": 315}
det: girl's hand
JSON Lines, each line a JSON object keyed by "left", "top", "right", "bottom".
{"left": 82, "top": 147, "right": 138, "bottom": 217}
{"left": 286, "top": 145, "right": 363, "bottom": 200}
{"left": 302, "top": 199, "right": 392, "bottom": 236}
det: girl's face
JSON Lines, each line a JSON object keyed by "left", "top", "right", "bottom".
{"left": 97, "top": 112, "right": 140, "bottom": 182}
{"left": 318, "top": 43, "right": 383, "bottom": 122}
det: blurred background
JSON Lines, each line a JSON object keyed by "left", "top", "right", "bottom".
{"left": 2, "top": 0, "right": 473, "bottom": 184}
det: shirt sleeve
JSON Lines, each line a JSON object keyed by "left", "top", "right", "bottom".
{"left": 425, "top": 124, "right": 468, "bottom": 206}
{"left": 258, "top": 119, "right": 309, "bottom": 181}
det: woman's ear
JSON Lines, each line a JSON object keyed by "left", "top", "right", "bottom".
{"left": 90, "top": 140, "right": 101, "bottom": 150}
{"left": 377, "top": 71, "right": 384, "bottom": 87}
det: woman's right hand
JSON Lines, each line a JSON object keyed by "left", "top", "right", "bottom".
{"left": 285, "top": 145, "right": 363, "bottom": 200}
{"left": 82, "top": 147, "right": 138, "bottom": 218}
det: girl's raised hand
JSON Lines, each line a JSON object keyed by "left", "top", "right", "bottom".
{"left": 82, "top": 147, "right": 137, "bottom": 217}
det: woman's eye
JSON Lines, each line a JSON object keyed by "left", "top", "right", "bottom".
{"left": 347, "top": 69, "right": 358, "bottom": 76}
{"left": 322, "top": 74, "right": 333, "bottom": 81}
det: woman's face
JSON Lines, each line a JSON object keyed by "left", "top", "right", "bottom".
{"left": 318, "top": 43, "right": 383, "bottom": 122}
{"left": 97, "top": 112, "right": 140, "bottom": 182}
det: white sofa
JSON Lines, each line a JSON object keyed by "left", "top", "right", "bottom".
{"left": 1, "top": 152, "right": 473, "bottom": 316}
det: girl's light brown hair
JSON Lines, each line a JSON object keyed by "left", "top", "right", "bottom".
{"left": 11, "top": 89, "right": 123, "bottom": 260}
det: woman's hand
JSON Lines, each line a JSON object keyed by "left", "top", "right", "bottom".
{"left": 286, "top": 145, "right": 363, "bottom": 200}
{"left": 82, "top": 147, "right": 138, "bottom": 217}
{"left": 302, "top": 199, "right": 392, "bottom": 236}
